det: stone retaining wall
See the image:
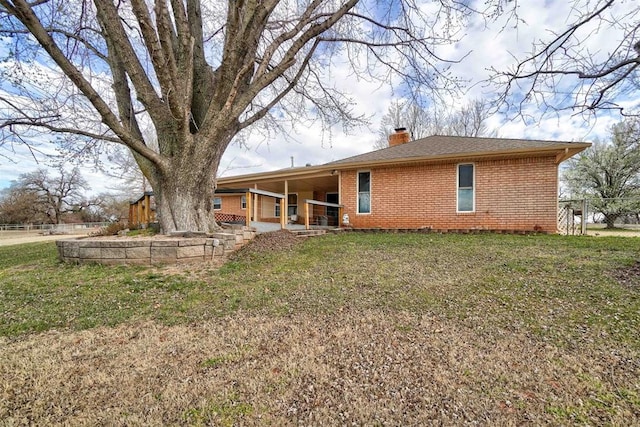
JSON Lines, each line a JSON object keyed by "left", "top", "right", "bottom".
{"left": 57, "top": 226, "right": 256, "bottom": 265}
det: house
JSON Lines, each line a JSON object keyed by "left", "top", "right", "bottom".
{"left": 215, "top": 129, "right": 590, "bottom": 233}
{"left": 129, "top": 191, "right": 155, "bottom": 227}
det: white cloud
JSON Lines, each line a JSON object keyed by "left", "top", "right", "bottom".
{"left": 0, "top": 140, "right": 117, "bottom": 195}
{"left": 1, "top": 1, "right": 631, "bottom": 193}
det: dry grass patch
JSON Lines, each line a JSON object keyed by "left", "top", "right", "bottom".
{"left": 229, "top": 229, "right": 303, "bottom": 260}
{"left": 612, "top": 260, "right": 640, "bottom": 290}
{"left": 1, "top": 311, "right": 638, "bottom": 425}
{"left": 1, "top": 233, "right": 640, "bottom": 424}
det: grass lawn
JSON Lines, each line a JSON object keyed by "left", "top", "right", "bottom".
{"left": 1, "top": 233, "right": 639, "bottom": 425}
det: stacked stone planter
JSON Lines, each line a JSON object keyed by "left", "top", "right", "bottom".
{"left": 57, "top": 226, "right": 256, "bottom": 265}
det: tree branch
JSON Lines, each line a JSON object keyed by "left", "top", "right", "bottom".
{"left": 94, "top": 1, "right": 172, "bottom": 130}
{"left": 1, "top": 0, "right": 164, "bottom": 168}
{"left": 1, "top": 118, "right": 122, "bottom": 143}
{"left": 497, "top": 0, "right": 639, "bottom": 115}
{"left": 239, "top": 38, "right": 320, "bottom": 131}
{"left": 128, "top": 0, "right": 174, "bottom": 101}
{"left": 229, "top": 0, "right": 359, "bottom": 123}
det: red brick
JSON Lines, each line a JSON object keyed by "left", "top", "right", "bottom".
{"left": 339, "top": 156, "right": 558, "bottom": 232}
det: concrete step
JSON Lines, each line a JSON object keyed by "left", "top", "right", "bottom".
{"left": 290, "top": 229, "right": 327, "bottom": 238}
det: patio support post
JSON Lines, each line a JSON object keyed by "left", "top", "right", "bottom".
{"left": 253, "top": 185, "right": 259, "bottom": 222}
{"left": 339, "top": 206, "right": 343, "bottom": 228}
{"left": 144, "top": 193, "right": 151, "bottom": 223}
{"left": 137, "top": 200, "right": 143, "bottom": 227}
{"left": 305, "top": 202, "right": 310, "bottom": 230}
{"left": 280, "top": 197, "right": 286, "bottom": 229}
{"left": 245, "top": 191, "right": 251, "bottom": 226}
{"left": 284, "top": 180, "right": 289, "bottom": 226}
{"left": 129, "top": 203, "right": 136, "bottom": 227}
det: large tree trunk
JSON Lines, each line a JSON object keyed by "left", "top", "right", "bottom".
{"left": 150, "top": 160, "right": 219, "bottom": 233}
{"left": 154, "top": 183, "right": 218, "bottom": 233}
{"left": 144, "top": 134, "right": 228, "bottom": 234}
{"left": 604, "top": 213, "right": 618, "bottom": 229}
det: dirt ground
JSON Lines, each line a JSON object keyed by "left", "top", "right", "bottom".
{"left": 0, "top": 230, "right": 93, "bottom": 247}
{"left": 1, "top": 312, "right": 638, "bottom": 425}
{"left": 586, "top": 229, "right": 640, "bottom": 237}
{"left": 1, "top": 231, "right": 639, "bottom": 424}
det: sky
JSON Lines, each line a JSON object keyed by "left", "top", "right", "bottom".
{"left": 0, "top": 0, "right": 632, "bottom": 196}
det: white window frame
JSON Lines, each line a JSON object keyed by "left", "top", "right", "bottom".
{"left": 214, "top": 197, "right": 222, "bottom": 211}
{"left": 241, "top": 195, "right": 246, "bottom": 210}
{"left": 456, "top": 163, "right": 475, "bottom": 213}
{"left": 357, "top": 170, "right": 371, "bottom": 215}
{"left": 274, "top": 199, "right": 281, "bottom": 217}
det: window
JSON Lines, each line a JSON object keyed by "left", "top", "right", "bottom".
{"left": 274, "top": 199, "right": 280, "bottom": 217}
{"left": 287, "top": 193, "right": 298, "bottom": 216}
{"left": 457, "top": 164, "right": 474, "bottom": 212}
{"left": 214, "top": 197, "right": 222, "bottom": 210}
{"left": 357, "top": 171, "right": 371, "bottom": 214}
{"left": 241, "top": 195, "right": 246, "bottom": 210}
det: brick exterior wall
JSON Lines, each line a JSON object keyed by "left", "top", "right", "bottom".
{"left": 339, "top": 156, "right": 559, "bottom": 232}
{"left": 219, "top": 191, "right": 318, "bottom": 223}
{"left": 217, "top": 195, "right": 246, "bottom": 216}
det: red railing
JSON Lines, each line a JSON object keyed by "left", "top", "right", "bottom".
{"left": 215, "top": 212, "right": 246, "bottom": 225}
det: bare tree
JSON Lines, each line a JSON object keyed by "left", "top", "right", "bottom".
{"left": 564, "top": 118, "right": 640, "bottom": 228}
{"left": 495, "top": 0, "right": 640, "bottom": 116}
{"left": 105, "top": 146, "right": 153, "bottom": 198}
{"left": 0, "top": 0, "right": 499, "bottom": 233}
{"left": 446, "top": 100, "right": 497, "bottom": 138}
{"left": 374, "top": 99, "right": 496, "bottom": 149}
{"left": 92, "top": 193, "right": 130, "bottom": 222}
{"left": 18, "top": 167, "right": 98, "bottom": 224}
{"left": 374, "top": 100, "right": 437, "bottom": 149}
{"left": 0, "top": 185, "right": 45, "bottom": 224}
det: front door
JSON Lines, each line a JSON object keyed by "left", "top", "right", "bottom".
{"left": 326, "top": 192, "right": 339, "bottom": 226}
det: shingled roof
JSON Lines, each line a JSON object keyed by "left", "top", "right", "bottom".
{"left": 216, "top": 134, "right": 591, "bottom": 187}
{"left": 327, "top": 135, "right": 590, "bottom": 166}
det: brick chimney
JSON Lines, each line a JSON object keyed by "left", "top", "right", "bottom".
{"left": 388, "top": 127, "right": 410, "bottom": 147}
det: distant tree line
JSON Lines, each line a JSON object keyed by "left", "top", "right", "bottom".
{"left": 374, "top": 99, "right": 497, "bottom": 149}
{"left": 0, "top": 167, "right": 127, "bottom": 225}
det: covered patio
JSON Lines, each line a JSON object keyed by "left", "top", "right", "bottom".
{"left": 215, "top": 165, "right": 344, "bottom": 231}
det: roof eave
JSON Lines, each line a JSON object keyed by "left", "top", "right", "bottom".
{"left": 329, "top": 144, "right": 592, "bottom": 170}
{"left": 216, "top": 143, "right": 592, "bottom": 185}
{"left": 555, "top": 146, "right": 590, "bottom": 164}
{"left": 217, "top": 164, "right": 335, "bottom": 186}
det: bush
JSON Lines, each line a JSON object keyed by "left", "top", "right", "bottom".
{"left": 90, "top": 222, "right": 128, "bottom": 236}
